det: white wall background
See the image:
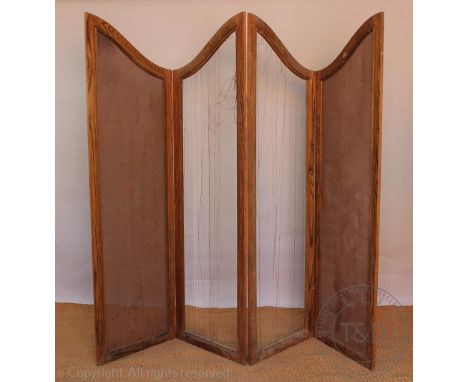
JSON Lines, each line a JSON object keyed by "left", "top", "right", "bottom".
{"left": 56, "top": 0, "right": 413, "bottom": 305}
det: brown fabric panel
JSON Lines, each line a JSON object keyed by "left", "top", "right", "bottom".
{"left": 318, "top": 33, "right": 373, "bottom": 359}
{"left": 96, "top": 32, "right": 168, "bottom": 353}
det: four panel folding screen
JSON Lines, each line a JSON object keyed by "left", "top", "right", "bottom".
{"left": 85, "top": 12, "right": 383, "bottom": 368}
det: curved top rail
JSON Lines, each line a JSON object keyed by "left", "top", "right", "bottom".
{"left": 318, "top": 13, "right": 383, "bottom": 79}
{"left": 249, "top": 13, "right": 311, "bottom": 79}
{"left": 174, "top": 12, "right": 244, "bottom": 79}
{"left": 87, "top": 11, "right": 382, "bottom": 82}
{"left": 249, "top": 13, "right": 382, "bottom": 80}
{"left": 85, "top": 13, "right": 171, "bottom": 79}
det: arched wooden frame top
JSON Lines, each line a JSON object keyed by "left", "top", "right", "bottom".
{"left": 86, "top": 13, "right": 171, "bottom": 78}
{"left": 248, "top": 13, "right": 311, "bottom": 79}
{"left": 248, "top": 12, "right": 383, "bottom": 79}
{"left": 85, "top": 11, "right": 383, "bottom": 367}
{"left": 174, "top": 12, "right": 244, "bottom": 78}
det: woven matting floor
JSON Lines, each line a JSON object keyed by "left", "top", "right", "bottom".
{"left": 185, "top": 305, "right": 305, "bottom": 349}
{"left": 56, "top": 304, "right": 412, "bottom": 381}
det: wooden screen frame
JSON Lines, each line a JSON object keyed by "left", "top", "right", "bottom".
{"left": 86, "top": 11, "right": 383, "bottom": 368}
{"left": 312, "top": 13, "right": 384, "bottom": 369}
{"left": 246, "top": 13, "right": 314, "bottom": 364}
{"left": 172, "top": 12, "right": 248, "bottom": 364}
{"left": 246, "top": 12, "right": 383, "bottom": 367}
{"left": 85, "top": 13, "right": 176, "bottom": 364}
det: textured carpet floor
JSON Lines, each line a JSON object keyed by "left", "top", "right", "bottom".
{"left": 56, "top": 304, "right": 412, "bottom": 381}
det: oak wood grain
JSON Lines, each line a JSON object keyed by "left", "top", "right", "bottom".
{"left": 246, "top": 13, "right": 257, "bottom": 364}
{"left": 368, "top": 13, "right": 384, "bottom": 370}
{"left": 305, "top": 75, "right": 315, "bottom": 338}
{"left": 173, "top": 75, "right": 185, "bottom": 337}
{"left": 236, "top": 12, "right": 248, "bottom": 365}
{"left": 85, "top": 12, "right": 105, "bottom": 365}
